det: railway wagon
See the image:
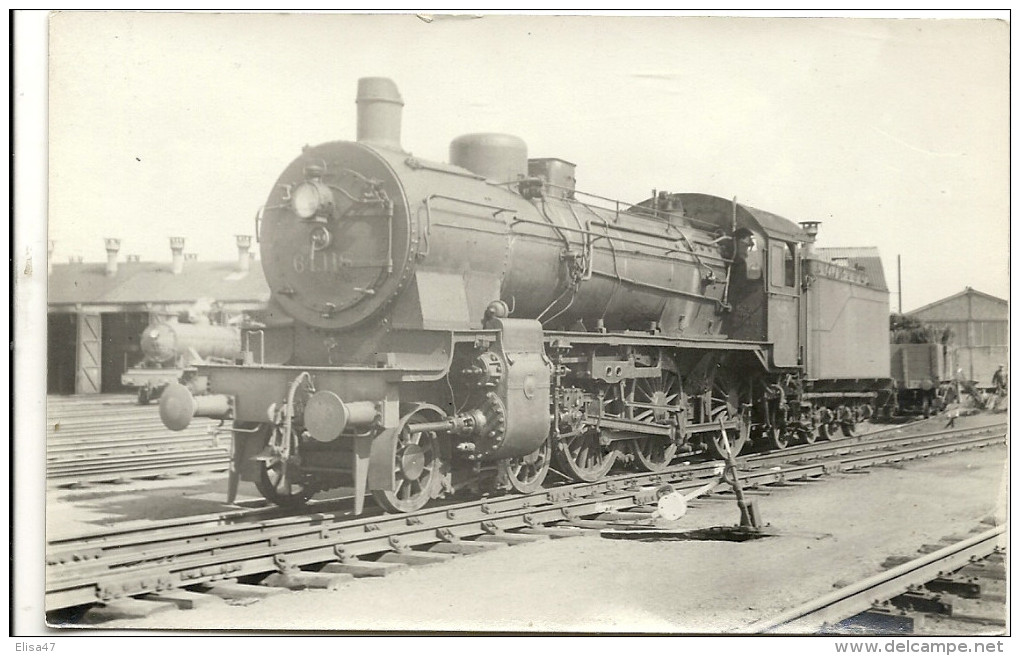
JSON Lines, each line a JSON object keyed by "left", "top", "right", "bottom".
{"left": 890, "top": 342, "right": 956, "bottom": 417}
{"left": 159, "top": 77, "right": 892, "bottom": 514}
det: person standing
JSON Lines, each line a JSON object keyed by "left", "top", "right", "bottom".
{"left": 992, "top": 364, "right": 1008, "bottom": 395}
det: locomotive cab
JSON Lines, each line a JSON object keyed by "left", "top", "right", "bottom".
{"left": 674, "top": 193, "right": 807, "bottom": 366}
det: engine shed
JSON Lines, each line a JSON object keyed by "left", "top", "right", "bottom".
{"left": 47, "top": 236, "right": 270, "bottom": 395}
{"left": 906, "top": 287, "right": 1008, "bottom": 386}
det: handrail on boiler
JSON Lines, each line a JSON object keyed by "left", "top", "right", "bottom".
{"left": 420, "top": 194, "right": 517, "bottom": 256}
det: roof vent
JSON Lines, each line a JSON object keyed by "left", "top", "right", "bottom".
{"left": 170, "top": 237, "right": 185, "bottom": 274}
{"left": 104, "top": 238, "right": 121, "bottom": 276}
{"left": 236, "top": 235, "right": 252, "bottom": 273}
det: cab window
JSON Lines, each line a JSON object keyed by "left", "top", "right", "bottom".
{"left": 744, "top": 236, "right": 762, "bottom": 280}
{"left": 770, "top": 241, "right": 796, "bottom": 288}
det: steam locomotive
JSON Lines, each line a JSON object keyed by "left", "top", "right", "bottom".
{"left": 159, "top": 77, "right": 892, "bottom": 514}
{"left": 122, "top": 318, "right": 242, "bottom": 404}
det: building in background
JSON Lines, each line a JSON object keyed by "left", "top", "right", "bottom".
{"left": 906, "top": 287, "right": 1008, "bottom": 385}
{"left": 47, "top": 236, "right": 269, "bottom": 394}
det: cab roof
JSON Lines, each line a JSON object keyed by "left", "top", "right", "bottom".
{"left": 663, "top": 193, "right": 809, "bottom": 242}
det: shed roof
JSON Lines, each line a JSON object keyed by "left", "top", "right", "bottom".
{"left": 816, "top": 246, "right": 888, "bottom": 292}
{"left": 906, "top": 287, "right": 1007, "bottom": 316}
{"left": 48, "top": 260, "right": 270, "bottom": 307}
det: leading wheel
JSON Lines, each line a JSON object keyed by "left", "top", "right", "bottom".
{"left": 255, "top": 451, "right": 315, "bottom": 508}
{"left": 498, "top": 439, "right": 552, "bottom": 494}
{"left": 372, "top": 411, "right": 444, "bottom": 514}
{"left": 629, "top": 370, "right": 682, "bottom": 472}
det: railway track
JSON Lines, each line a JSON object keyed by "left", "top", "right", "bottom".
{"left": 45, "top": 421, "right": 1005, "bottom": 619}
{"left": 741, "top": 524, "right": 1007, "bottom": 634}
{"left": 47, "top": 395, "right": 228, "bottom": 485}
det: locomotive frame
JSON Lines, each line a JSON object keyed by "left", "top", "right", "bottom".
{"left": 159, "top": 77, "right": 893, "bottom": 515}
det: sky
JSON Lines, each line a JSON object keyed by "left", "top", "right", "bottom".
{"left": 44, "top": 11, "right": 1009, "bottom": 312}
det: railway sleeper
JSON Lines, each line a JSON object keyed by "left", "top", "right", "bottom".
{"left": 260, "top": 570, "right": 352, "bottom": 590}
{"left": 428, "top": 539, "right": 506, "bottom": 555}
{"left": 82, "top": 597, "right": 178, "bottom": 623}
{"left": 519, "top": 525, "right": 599, "bottom": 538}
{"left": 890, "top": 588, "right": 953, "bottom": 615}
{"left": 957, "top": 561, "right": 1006, "bottom": 580}
{"left": 140, "top": 589, "right": 227, "bottom": 610}
{"left": 378, "top": 550, "right": 457, "bottom": 566}
{"left": 475, "top": 532, "right": 550, "bottom": 546}
{"left": 193, "top": 581, "right": 288, "bottom": 601}
{"left": 941, "top": 598, "right": 1007, "bottom": 627}
{"left": 320, "top": 560, "right": 408, "bottom": 578}
{"left": 924, "top": 575, "right": 982, "bottom": 599}
{"left": 827, "top": 605, "right": 921, "bottom": 635}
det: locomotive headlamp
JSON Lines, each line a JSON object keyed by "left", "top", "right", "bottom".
{"left": 291, "top": 180, "right": 333, "bottom": 219}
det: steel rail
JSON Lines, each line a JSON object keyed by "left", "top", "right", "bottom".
{"left": 47, "top": 418, "right": 211, "bottom": 432}
{"left": 747, "top": 423, "right": 1005, "bottom": 468}
{"left": 46, "top": 453, "right": 230, "bottom": 483}
{"left": 738, "top": 526, "right": 1006, "bottom": 634}
{"left": 45, "top": 425, "right": 1004, "bottom": 612}
{"left": 47, "top": 431, "right": 220, "bottom": 451}
{"left": 48, "top": 423, "right": 1001, "bottom": 549}
{"left": 48, "top": 422, "right": 210, "bottom": 438}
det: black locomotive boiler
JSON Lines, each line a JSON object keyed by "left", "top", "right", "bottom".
{"left": 160, "top": 77, "right": 892, "bottom": 514}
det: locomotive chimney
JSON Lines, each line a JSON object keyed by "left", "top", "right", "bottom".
{"left": 170, "top": 237, "right": 185, "bottom": 274}
{"left": 799, "top": 221, "right": 820, "bottom": 258}
{"left": 104, "top": 238, "right": 121, "bottom": 276}
{"left": 236, "top": 234, "right": 252, "bottom": 273}
{"left": 48, "top": 240, "right": 54, "bottom": 275}
{"left": 356, "top": 77, "right": 404, "bottom": 151}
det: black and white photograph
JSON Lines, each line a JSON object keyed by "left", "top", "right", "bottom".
{"left": 12, "top": 10, "right": 1011, "bottom": 644}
